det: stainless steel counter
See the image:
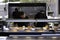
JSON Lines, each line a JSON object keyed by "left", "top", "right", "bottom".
{"left": 6, "top": 37, "right": 60, "bottom": 40}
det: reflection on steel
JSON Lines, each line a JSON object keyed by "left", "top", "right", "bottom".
{"left": 9, "top": 34, "right": 60, "bottom": 37}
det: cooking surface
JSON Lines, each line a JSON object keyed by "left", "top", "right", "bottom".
{"left": 4, "top": 27, "right": 48, "bottom": 32}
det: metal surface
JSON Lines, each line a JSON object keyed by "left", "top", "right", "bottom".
{"left": 1, "top": 32, "right": 60, "bottom": 36}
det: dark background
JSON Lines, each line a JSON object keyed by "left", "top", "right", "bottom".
{"left": 8, "top": 3, "right": 46, "bottom": 19}
{"left": 59, "top": 0, "right": 60, "bottom": 14}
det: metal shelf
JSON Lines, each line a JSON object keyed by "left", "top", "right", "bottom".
{"left": 6, "top": 19, "right": 60, "bottom": 22}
